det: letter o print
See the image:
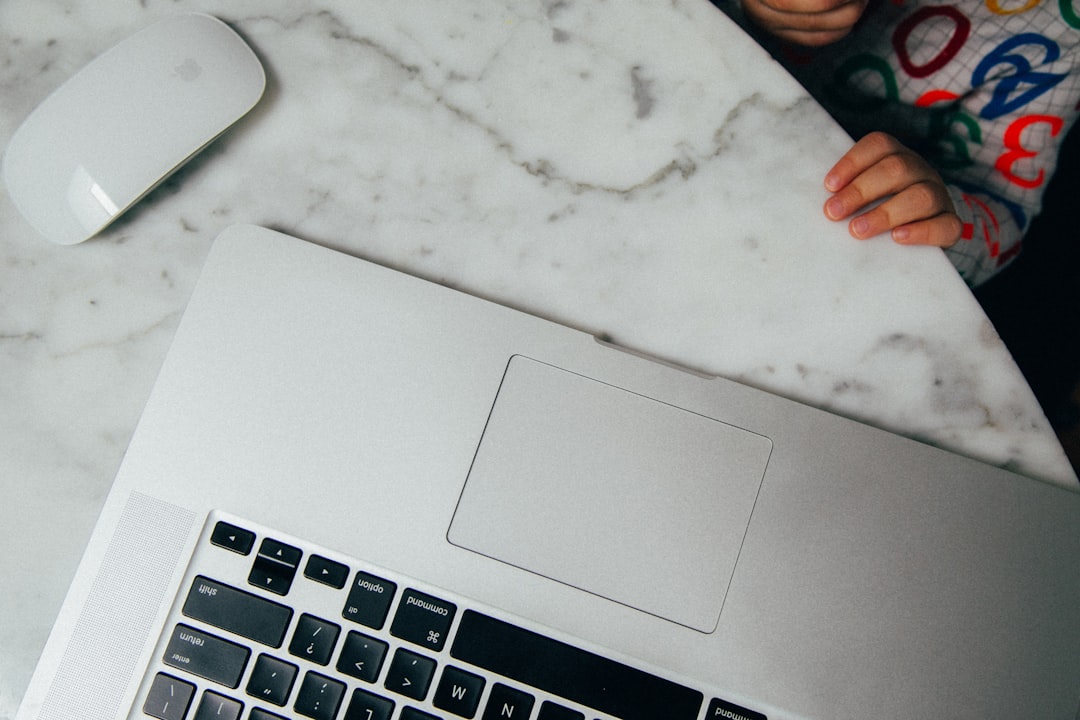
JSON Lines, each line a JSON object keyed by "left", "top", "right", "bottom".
{"left": 893, "top": 6, "right": 972, "bottom": 79}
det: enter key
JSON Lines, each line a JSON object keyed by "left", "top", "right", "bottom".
{"left": 163, "top": 623, "right": 250, "bottom": 689}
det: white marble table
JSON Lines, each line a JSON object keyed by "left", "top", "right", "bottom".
{"left": 1, "top": 1, "right": 1075, "bottom": 718}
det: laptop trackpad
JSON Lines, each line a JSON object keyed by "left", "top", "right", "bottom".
{"left": 448, "top": 355, "right": 772, "bottom": 632}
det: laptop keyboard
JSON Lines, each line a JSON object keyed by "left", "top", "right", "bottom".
{"left": 137, "top": 512, "right": 767, "bottom": 720}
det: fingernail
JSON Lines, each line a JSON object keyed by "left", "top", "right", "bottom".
{"left": 851, "top": 217, "right": 870, "bottom": 237}
{"left": 893, "top": 226, "right": 909, "bottom": 242}
{"left": 824, "top": 172, "right": 840, "bottom": 191}
{"left": 825, "top": 197, "right": 844, "bottom": 219}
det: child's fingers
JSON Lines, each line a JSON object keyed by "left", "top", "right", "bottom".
{"left": 891, "top": 214, "right": 964, "bottom": 248}
{"left": 824, "top": 131, "right": 908, "bottom": 193}
{"left": 844, "top": 178, "right": 952, "bottom": 234}
{"left": 823, "top": 131, "right": 962, "bottom": 247}
{"left": 825, "top": 140, "right": 944, "bottom": 222}
{"left": 847, "top": 182, "right": 961, "bottom": 245}
{"left": 824, "top": 154, "right": 934, "bottom": 222}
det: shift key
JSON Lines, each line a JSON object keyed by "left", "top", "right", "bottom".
{"left": 183, "top": 576, "right": 293, "bottom": 648}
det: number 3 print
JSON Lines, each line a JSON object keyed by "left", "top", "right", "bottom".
{"left": 995, "top": 114, "right": 1065, "bottom": 188}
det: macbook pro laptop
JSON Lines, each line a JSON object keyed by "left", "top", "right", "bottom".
{"left": 15, "top": 224, "right": 1080, "bottom": 720}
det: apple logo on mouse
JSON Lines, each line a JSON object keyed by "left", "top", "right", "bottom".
{"left": 173, "top": 57, "right": 202, "bottom": 81}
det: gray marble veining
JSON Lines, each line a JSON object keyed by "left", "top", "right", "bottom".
{"left": 0, "top": 1, "right": 1074, "bottom": 718}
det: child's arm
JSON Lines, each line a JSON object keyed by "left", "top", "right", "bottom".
{"left": 822, "top": 131, "right": 963, "bottom": 248}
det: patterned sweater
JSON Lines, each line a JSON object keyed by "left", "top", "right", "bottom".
{"left": 719, "top": 0, "right": 1080, "bottom": 287}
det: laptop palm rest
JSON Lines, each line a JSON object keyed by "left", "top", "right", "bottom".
{"left": 448, "top": 355, "right": 773, "bottom": 632}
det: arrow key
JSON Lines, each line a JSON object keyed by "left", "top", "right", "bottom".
{"left": 304, "top": 554, "right": 349, "bottom": 589}
{"left": 210, "top": 521, "right": 255, "bottom": 556}
{"left": 384, "top": 648, "right": 436, "bottom": 701}
{"left": 248, "top": 539, "right": 302, "bottom": 596}
{"left": 337, "top": 631, "right": 388, "bottom": 683}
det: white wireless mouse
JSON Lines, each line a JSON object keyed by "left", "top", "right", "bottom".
{"left": 2, "top": 13, "right": 265, "bottom": 245}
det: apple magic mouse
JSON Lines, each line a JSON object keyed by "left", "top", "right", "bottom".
{"left": 1, "top": 13, "right": 266, "bottom": 245}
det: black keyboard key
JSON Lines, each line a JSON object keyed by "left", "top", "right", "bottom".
{"left": 250, "top": 709, "right": 289, "bottom": 720}
{"left": 342, "top": 571, "right": 397, "bottom": 629}
{"left": 246, "top": 654, "right": 298, "bottom": 707}
{"left": 183, "top": 577, "right": 293, "bottom": 648}
{"left": 391, "top": 589, "right": 456, "bottom": 652}
{"left": 401, "top": 708, "right": 442, "bottom": 720}
{"left": 344, "top": 688, "right": 396, "bottom": 720}
{"left": 193, "top": 691, "right": 244, "bottom": 720}
{"left": 288, "top": 614, "right": 341, "bottom": 666}
{"left": 537, "top": 701, "right": 583, "bottom": 720}
{"left": 249, "top": 538, "right": 303, "bottom": 595}
{"left": 337, "top": 631, "right": 389, "bottom": 683}
{"left": 450, "top": 610, "right": 703, "bottom": 720}
{"left": 163, "top": 624, "right": 250, "bottom": 688}
{"left": 211, "top": 522, "right": 256, "bottom": 555}
{"left": 482, "top": 684, "right": 534, "bottom": 720}
{"left": 433, "top": 666, "right": 485, "bottom": 718}
{"left": 259, "top": 537, "right": 303, "bottom": 565}
{"left": 385, "top": 648, "right": 437, "bottom": 701}
{"left": 305, "top": 554, "right": 350, "bottom": 589}
{"left": 295, "top": 671, "right": 347, "bottom": 720}
{"left": 144, "top": 673, "right": 196, "bottom": 720}
{"left": 707, "top": 697, "right": 768, "bottom": 720}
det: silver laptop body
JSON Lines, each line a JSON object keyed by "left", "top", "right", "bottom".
{"left": 17, "top": 225, "right": 1080, "bottom": 720}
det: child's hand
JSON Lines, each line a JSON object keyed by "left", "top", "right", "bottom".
{"left": 823, "top": 132, "right": 963, "bottom": 248}
{"left": 741, "top": 0, "right": 868, "bottom": 46}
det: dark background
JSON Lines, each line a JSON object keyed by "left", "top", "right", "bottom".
{"left": 974, "top": 122, "right": 1080, "bottom": 475}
